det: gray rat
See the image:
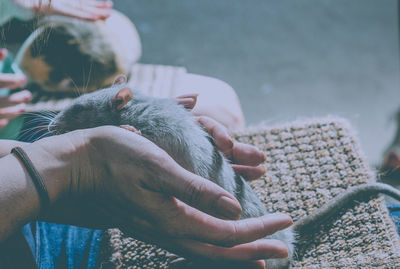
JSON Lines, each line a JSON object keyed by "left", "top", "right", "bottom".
{"left": 48, "top": 85, "right": 400, "bottom": 268}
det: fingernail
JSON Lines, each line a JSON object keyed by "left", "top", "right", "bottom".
{"left": 275, "top": 213, "right": 293, "bottom": 229}
{"left": 16, "top": 74, "right": 26, "bottom": 83}
{"left": 17, "top": 103, "right": 26, "bottom": 112}
{"left": 261, "top": 152, "right": 266, "bottom": 162}
{"left": 261, "top": 165, "right": 267, "bottom": 175}
{"left": 217, "top": 196, "right": 242, "bottom": 219}
{"left": 271, "top": 251, "right": 289, "bottom": 259}
{"left": 21, "top": 90, "right": 32, "bottom": 101}
{"left": 0, "top": 119, "right": 9, "bottom": 128}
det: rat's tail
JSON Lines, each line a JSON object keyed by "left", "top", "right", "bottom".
{"left": 293, "top": 182, "right": 400, "bottom": 234}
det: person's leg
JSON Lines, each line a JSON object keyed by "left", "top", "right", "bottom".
{"left": 175, "top": 74, "right": 246, "bottom": 130}
{"left": 387, "top": 203, "right": 400, "bottom": 235}
{"left": 33, "top": 222, "right": 103, "bottom": 269}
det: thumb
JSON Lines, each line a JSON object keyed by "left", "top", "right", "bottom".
{"left": 159, "top": 164, "right": 242, "bottom": 220}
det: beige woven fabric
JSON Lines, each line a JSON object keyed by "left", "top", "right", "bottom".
{"left": 127, "top": 63, "right": 187, "bottom": 98}
{"left": 25, "top": 63, "right": 187, "bottom": 112}
{"left": 101, "top": 118, "right": 400, "bottom": 268}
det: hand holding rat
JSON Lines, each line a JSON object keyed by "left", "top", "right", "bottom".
{"left": 0, "top": 49, "right": 32, "bottom": 129}
{"left": 5, "top": 126, "right": 291, "bottom": 268}
{"left": 176, "top": 94, "right": 266, "bottom": 181}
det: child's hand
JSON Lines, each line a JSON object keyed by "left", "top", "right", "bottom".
{"left": 14, "top": 0, "right": 113, "bottom": 21}
{"left": 0, "top": 49, "right": 32, "bottom": 129}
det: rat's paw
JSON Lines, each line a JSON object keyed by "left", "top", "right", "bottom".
{"left": 120, "top": 125, "right": 142, "bottom": 135}
{"left": 176, "top": 94, "right": 198, "bottom": 110}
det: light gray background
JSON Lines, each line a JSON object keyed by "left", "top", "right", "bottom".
{"left": 115, "top": 0, "right": 400, "bottom": 165}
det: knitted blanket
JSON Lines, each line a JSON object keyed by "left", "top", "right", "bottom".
{"left": 99, "top": 118, "right": 400, "bottom": 268}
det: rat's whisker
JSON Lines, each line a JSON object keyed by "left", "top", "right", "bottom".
{"left": 18, "top": 125, "right": 50, "bottom": 136}
{"left": 20, "top": 128, "right": 49, "bottom": 141}
{"left": 23, "top": 111, "right": 55, "bottom": 118}
{"left": 83, "top": 62, "right": 93, "bottom": 94}
{"left": 67, "top": 76, "right": 81, "bottom": 97}
{"left": 23, "top": 115, "right": 53, "bottom": 124}
{"left": 34, "top": 131, "right": 53, "bottom": 141}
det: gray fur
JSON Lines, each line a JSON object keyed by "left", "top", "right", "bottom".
{"left": 48, "top": 85, "right": 400, "bottom": 268}
{"left": 49, "top": 85, "right": 294, "bottom": 268}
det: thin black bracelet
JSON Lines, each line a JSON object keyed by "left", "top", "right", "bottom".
{"left": 11, "top": 147, "right": 50, "bottom": 213}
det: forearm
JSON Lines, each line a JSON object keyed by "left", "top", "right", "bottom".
{"left": 0, "top": 140, "right": 29, "bottom": 158}
{"left": 0, "top": 133, "right": 86, "bottom": 242}
{"left": 0, "top": 152, "right": 43, "bottom": 242}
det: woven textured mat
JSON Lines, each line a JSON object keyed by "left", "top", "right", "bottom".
{"left": 100, "top": 118, "right": 400, "bottom": 268}
{"left": 25, "top": 63, "right": 187, "bottom": 112}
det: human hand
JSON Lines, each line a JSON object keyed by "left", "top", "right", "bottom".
{"left": 14, "top": 0, "right": 113, "bottom": 21}
{"left": 0, "top": 49, "right": 32, "bottom": 129}
{"left": 176, "top": 94, "right": 266, "bottom": 181}
{"left": 24, "top": 126, "right": 292, "bottom": 267}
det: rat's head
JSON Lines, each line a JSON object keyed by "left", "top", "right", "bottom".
{"left": 48, "top": 86, "right": 134, "bottom": 134}
{"left": 16, "top": 16, "right": 127, "bottom": 93}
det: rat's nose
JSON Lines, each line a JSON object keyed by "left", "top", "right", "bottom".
{"left": 48, "top": 121, "right": 57, "bottom": 134}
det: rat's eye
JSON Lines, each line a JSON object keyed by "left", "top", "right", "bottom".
{"left": 73, "top": 104, "right": 84, "bottom": 113}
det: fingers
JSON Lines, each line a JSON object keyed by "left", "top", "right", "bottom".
{"left": 38, "top": 0, "right": 112, "bottom": 21}
{"left": 146, "top": 193, "right": 291, "bottom": 246}
{"left": 0, "top": 103, "right": 26, "bottom": 119}
{"left": 174, "top": 238, "right": 288, "bottom": 262}
{"left": 169, "top": 257, "right": 266, "bottom": 269}
{"left": 0, "top": 73, "right": 27, "bottom": 89}
{"left": 157, "top": 168, "right": 242, "bottom": 219}
{"left": 232, "top": 164, "right": 266, "bottom": 181}
{"left": 195, "top": 115, "right": 267, "bottom": 180}
{"left": 195, "top": 116, "right": 234, "bottom": 157}
{"left": 0, "top": 90, "right": 32, "bottom": 108}
{"left": 176, "top": 94, "right": 198, "bottom": 110}
{"left": 77, "top": 5, "right": 112, "bottom": 20}
{"left": 87, "top": 0, "right": 113, "bottom": 8}
{"left": 55, "top": 6, "right": 110, "bottom": 21}
{"left": 0, "top": 48, "right": 7, "bottom": 62}
{"left": 232, "top": 142, "right": 266, "bottom": 166}
{"left": 130, "top": 205, "right": 291, "bottom": 265}
{"left": 0, "top": 119, "right": 9, "bottom": 129}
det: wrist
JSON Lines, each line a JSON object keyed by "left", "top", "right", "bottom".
{"left": 21, "top": 129, "right": 91, "bottom": 205}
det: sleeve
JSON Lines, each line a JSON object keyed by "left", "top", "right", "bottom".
{"left": 0, "top": 0, "right": 35, "bottom": 26}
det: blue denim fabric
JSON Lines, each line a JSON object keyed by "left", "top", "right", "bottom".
{"left": 23, "top": 222, "right": 103, "bottom": 269}
{"left": 387, "top": 203, "right": 400, "bottom": 235}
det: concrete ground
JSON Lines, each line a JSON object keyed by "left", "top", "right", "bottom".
{"left": 115, "top": 0, "right": 400, "bottom": 166}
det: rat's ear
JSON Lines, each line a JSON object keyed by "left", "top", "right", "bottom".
{"left": 113, "top": 74, "right": 128, "bottom": 85}
{"left": 112, "top": 87, "right": 133, "bottom": 110}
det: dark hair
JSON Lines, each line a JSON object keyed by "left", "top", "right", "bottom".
{"left": 30, "top": 17, "right": 118, "bottom": 88}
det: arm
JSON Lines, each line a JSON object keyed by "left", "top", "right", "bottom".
{"left": 0, "top": 139, "right": 28, "bottom": 157}
{"left": 0, "top": 126, "right": 292, "bottom": 267}
{"left": 0, "top": 135, "right": 74, "bottom": 242}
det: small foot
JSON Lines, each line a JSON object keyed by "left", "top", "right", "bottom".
{"left": 176, "top": 94, "right": 198, "bottom": 110}
{"left": 120, "top": 124, "right": 142, "bottom": 135}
